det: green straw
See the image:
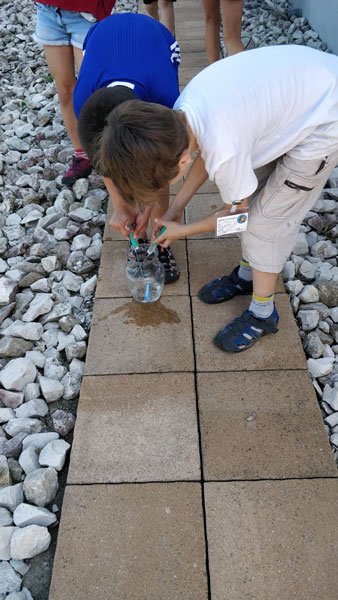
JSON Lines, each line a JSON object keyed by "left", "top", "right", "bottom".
{"left": 146, "top": 226, "right": 167, "bottom": 256}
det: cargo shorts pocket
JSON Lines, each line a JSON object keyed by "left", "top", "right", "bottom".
{"left": 258, "top": 155, "right": 324, "bottom": 220}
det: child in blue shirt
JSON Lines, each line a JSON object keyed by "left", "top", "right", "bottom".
{"left": 75, "top": 12, "right": 181, "bottom": 282}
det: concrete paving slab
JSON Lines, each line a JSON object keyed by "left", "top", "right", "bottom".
{"left": 180, "top": 51, "right": 209, "bottom": 68}
{"left": 192, "top": 294, "right": 307, "bottom": 371}
{"left": 180, "top": 66, "right": 203, "bottom": 86}
{"left": 49, "top": 483, "right": 208, "bottom": 600}
{"left": 198, "top": 371, "right": 337, "bottom": 480}
{"left": 205, "top": 479, "right": 338, "bottom": 600}
{"left": 68, "top": 373, "right": 200, "bottom": 483}
{"left": 85, "top": 296, "right": 194, "bottom": 375}
{"left": 185, "top": 193, "right": 225, "bottom": 239}
{"left": 178, "top": 38, "right": 206, "bottom": 53}
{"left": 187, "top": 238, "right": 285, "bottom": 295}
{"left": 96, "top": 240, "right": 189, "bottom": 298}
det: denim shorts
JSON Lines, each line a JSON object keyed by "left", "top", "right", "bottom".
{"left": 34, "top": 3, "right": 95, "bottom": 48}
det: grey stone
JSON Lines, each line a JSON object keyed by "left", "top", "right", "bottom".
{"left": 0, "top": 390, "right": 23, "bottom": 410}
{"left": 38, "top": 375, "right": 64, "bottom": 403}
{"left": 19, "top": 446, "right": 40, "bottom": 475}
{"left": 297, "top": 309, "right": 319, "bottom": 332}
{"left": 22, "top": 432, "right": 59, "bottom": 452}
{"left": 307, "top": 357, "right": 334, "bottom": 378}
{"left": 298, "top": 259, "right": 316, "bottom": 281}
{"left": 324, "top": 412, "right": 338, "bottom": 428}
{"left": 80, "top": 274, "right": 97, "bottom": 297}
{"left": 30, "top": 277, "right": 51, "bottom": 292}
{"left": 284, "top": 279, "right": 303, "bottom": 295}
{"left": 330, "top": 307, "right": 338, "bottom": 323}
{"left": 51, "top": 409, "right": 75, "bottom": 436}
{"left": 312, "top": 240, "right": 338, "bottom": 260}
{"left": 0, "top": 483, "right": 24, "bottom": 512}
{"left": 15, "top": 399, "right": 48, "bottom": 419}
{"left": 66, "top": 251, "right": 95, "bottom": 275}
{"left": 292, "top": 232, "right": 309, "bottom": 255}
{"left": 10, "top": 525, "right": 51, "bottom": 560}
{"left": 68, "top": 207, "right": 93, "bottom": 222}
{"left": 71, "top": 234, "right": 91, "bottom": 252}
{"left": 1, "top": 433, "right": 27, "bottom": 459}
{"left": 61, "top": 271, "right": 83, "bottom": 291}
{"left": 317, "top": 281, "right": 338, "bottom": 308}
{"left": 22, "top": 293, "right": 53, "bottom": 322}
{"left": 0, "top": 507, "right": 13, "bottom": 526}
{"left": 0, "top": 455, "right": 12, "bottom": 488}
{"left": 322, "top": 384, "right": 338, "bottom": 411}
{"left": 0, "top": 526, "right": 16, "bottom": 560}
{"left": 304, "top": 332, "right": 324, "bottom": 359}
{"left": 65, "top": 340, "right": 87, "bottom": 360}
{"left": 71, "top": 180, "right": 89, "bottom": 201}
{"left": 2, "top": 320, "right": 43, "bottom": 341}
{"left": 70, "top": 324, "right": 87, "bottom": 341}
{"left": 25, "top": 351, "right": 45, "bottom": 369}
{"left": 0, "top": 336, "right": 33, "bottom": 358}
{"left": 13, "top": 503, "right": 57, "bottom": 528}
{"left": 39, "top": 439, "right": 70, "bottom": 471}
{"left": 23, "top": 467, "right": 58, "bottom": 507}
{"left": 4, "top": 418, "right": 42, "bottom": 438}
{"left": 9, "top": 559, "right": 30, "bottom": 576}
{"left": 41, "top": 255, "right": 58, "bottom": 273}
{"left": 298, "top": 284, "right": 319, "bottom": 303}
{"left": 0, "top": 278, "right": 17, "bottom": 306}
{"left": 7, "top": 459, "right": 23, "bottom": 484}
{"left": 86, "top": 238, "right": 103, "bottom": 260}
{"left": 0, "top": 407, "right": 16, "bottom": 423}
{"left": 0, "top": 562, "right": 21, "bottom": 594}
{"left": 40, "top": 302, "right": 72, "bottom": 324}
{"left": 0, "top": 358, "right": 37, "bottom": 391}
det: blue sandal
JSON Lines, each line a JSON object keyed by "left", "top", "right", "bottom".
{"left": 214, "top": 307, "right": 279, "bottom": 353}
{"left": 198, "top": 267, "right": 253, "bottom": 304}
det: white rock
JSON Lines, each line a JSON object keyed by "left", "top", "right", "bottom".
{"left": 25, "top": 351, "right": 45, "bottom": 369}
{"left": 13, "top": 503, "right": 57, "bottom": 528}
{"left": 322, "top": 385, "right": 338, "bottom": 411}
{"left": 324, "top": 412, "right": 338, "bottom": 428}
{"left": 307, "top": 357, "right": 334, "bottom": 379}
{"left": 330, "top": 307, "right": 338, "bottom": 323}
{"left": 0, "top": 407, "right": 16, "bottom": 423}
{"left": 4, "top": 418, "right": 42, "bottom": 437}
{"left": 0, "top": 561, "right": 22, "bottom": 594}
{"left": 39, "top": 439, "right": 70, "bottom": 471}
{"left": 0, "top": 278, "right": 18, "bottom": 306}
{"left": 22, "top": 432, "right": 59, "bottom": 452}
{"left": 297, "top": 310, "right": 319, "bottom": 332}
{"left": 292, "top": 232, "right": 309, "bottom": 255}
{"left": 68, "top": 207, "right": 92, "bottom": 221}
{"left": 71, "top": 234, "right": 91, "bottom": 252}
{"left": 10, "top": 525, "right": 51, "bottom": 560}
{"left": 23, "top": 382, "right": 41, "bottom": 401}
{"left": 22, "top": 293, "right": 53, "bottom": 322}
{"left": 0, "top": 507, "right": 13, "bottom": 526}
{"left": 0, "top": 483, "right": 24, "bottom": 512}
{"left": 9, "top": 559, "right": 30, "bottom": 576}
{"left": 15, "top": 399, "right": 48, "bottom": 419}
{"left": 6, "top": 591, "right": 28, "bottom": 600}
{"left": 41, "top": 255, "right": 58, "bottom": 273}
{"left": 23, "top": 467, "right": 59, "bottom": 506}
{"left": 3, "top": 320, "right": 43, "bottom": 341}
{"left": 62, "top": 271, "right": 83, "bottom": 292}
{"left": 19, "top": 446, "right": 41, "bottom": 475}
{"left": 38, "top": 375, "right": 64, "bottom": 403}
{"left": 330, "top": 432, "right": 338, "bottom": 447}
{"left": 80, "top": 274, "right": 97, "bottom": 297}
{"left": 0, "top": 526, "right": 17, "bottom": 560}
{"left": 56, "top": 331, "right": 75, "bottom": 351}
{"left": 298, "top": 284, "right": 319, "bottom": 304}
{"left": 71, "top": 324, "right": 87, "bottom": 341}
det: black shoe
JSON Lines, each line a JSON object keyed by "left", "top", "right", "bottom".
{"left": 158, "top": 245, "right": 180, "bottom": 284}
{"left": 198, "top": 266, "right": 253, "bottom": 304}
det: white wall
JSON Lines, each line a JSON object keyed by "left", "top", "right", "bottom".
{"left": 292, "top": 0, "right": 338, "bottom": 54}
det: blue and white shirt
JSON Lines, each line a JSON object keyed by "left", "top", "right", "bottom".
{"left": 74, "top": 12, "right": 180, "bottom": 117}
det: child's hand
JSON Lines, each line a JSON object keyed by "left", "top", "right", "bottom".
{"left": 153, "top": 219, "right": 185, "bottom": 247}
{"left": 109, "top": 205, "right": 139, "bottom": 239}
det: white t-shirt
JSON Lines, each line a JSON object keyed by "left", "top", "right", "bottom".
{"left": 174, "top": 45, "right": 338, "bottom": 203}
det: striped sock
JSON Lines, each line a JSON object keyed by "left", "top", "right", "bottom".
{"left": 238, "top": 258, "right": 252, "bottom": 281}
{"left": 249, "top": 293, "right": 274, "bottom": 319}
{"left": 74, "top": 148, "right": 88, "bottom": 160}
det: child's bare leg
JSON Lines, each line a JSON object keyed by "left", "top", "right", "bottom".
{"left": 43, "top": 45, "right": 82, "bottom": 149}
{"left": 203, "top": 0, "right": 221, "bottom": 64}
{"left": 252, "top": 268, "right": 278, "bottom": 298}
{"left": 159, "top": 0, "right": 175, "bottom": 35}
{"left": 145, "top": 1, "right": 160, "bottom": 22}
{"left": 220, "top": 0, "right": 245, "bottom": 56}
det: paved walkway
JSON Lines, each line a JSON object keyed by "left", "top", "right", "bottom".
{"left": 49, "top": 2, "right": 338, "bottom": 598}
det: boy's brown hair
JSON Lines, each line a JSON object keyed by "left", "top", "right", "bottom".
{"left": 94, "top": 100, "right": 189, "bottom": 204}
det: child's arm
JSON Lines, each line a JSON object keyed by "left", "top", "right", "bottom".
{"left": 161, "top": 154, "right": 209, "bottom": 225}
{"left": 104, "top": 177, "right": 152, "bottom": 239}
{"left": 155, "top": 197, "right": 249, "bottom": 247}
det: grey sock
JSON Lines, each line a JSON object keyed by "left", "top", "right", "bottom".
{"left": 238, "top": 259, "right": 252, "bottom": 282}
{"left": 249, "top": 294, "right": 274, "bottom": 319}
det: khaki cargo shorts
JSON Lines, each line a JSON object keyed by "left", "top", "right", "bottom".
{"left": 241, "top": 149, "right": 338, "bottom": 273}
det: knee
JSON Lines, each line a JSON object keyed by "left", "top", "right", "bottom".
{"left": 56, "top": 82, "right": 75, "bottom": 106}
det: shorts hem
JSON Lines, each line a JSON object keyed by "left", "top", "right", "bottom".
{"left": 33, "top": 33, "right": 82, "bottom": 48}
{"left": 246, "top": 259, "right": 283, "bottom": 274}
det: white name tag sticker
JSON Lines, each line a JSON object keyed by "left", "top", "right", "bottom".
{"left": 216, "top": 212, "right": 249, "bottom": 236}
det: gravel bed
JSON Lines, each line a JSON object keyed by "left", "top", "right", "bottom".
{"left": 0, "top": 0, "right": 337, "bottom": 598}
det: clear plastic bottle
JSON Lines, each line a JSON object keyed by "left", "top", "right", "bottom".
{"left": 125, "top": 244, "right": 165, "bottom": 303}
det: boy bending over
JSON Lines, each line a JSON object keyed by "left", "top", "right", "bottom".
{"left": 89, "top": 44, "right": 338, "bottom": 352}
{"left": 76, "top": 12, "right": 181, "bottom": 283}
